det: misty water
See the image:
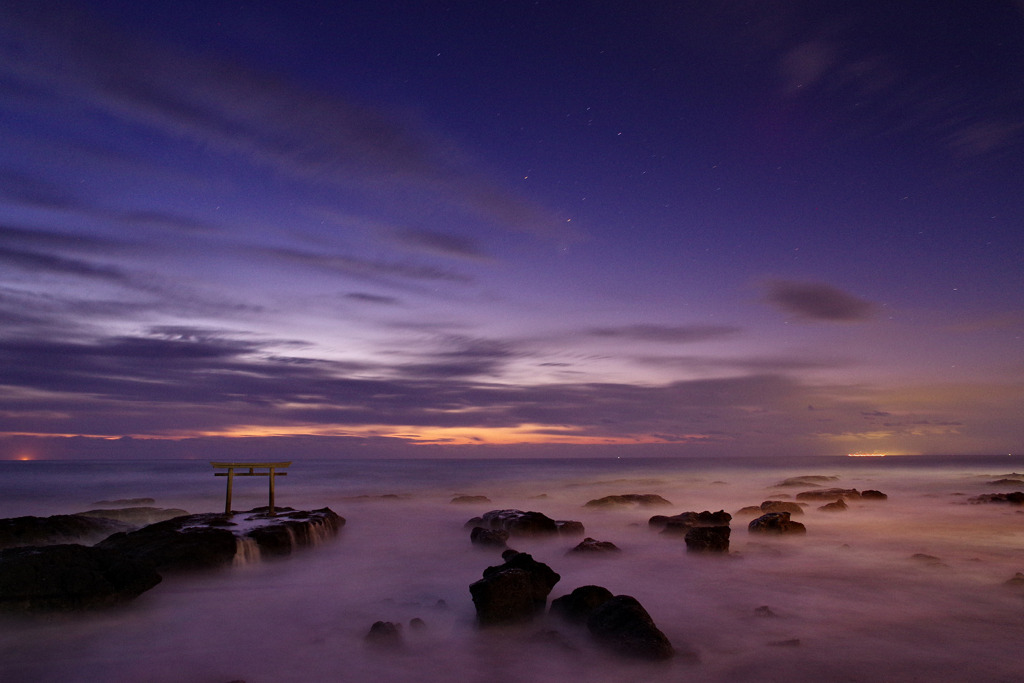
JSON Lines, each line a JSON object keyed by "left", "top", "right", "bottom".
{"left": 2, "top": 455, "right": 1023, "bottom": 682}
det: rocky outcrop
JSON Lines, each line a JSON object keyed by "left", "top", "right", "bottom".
{"left": 466, "top": 509, "right": 584, "bottom": 537}
{"left": 567, "top": 537, "right": 621, "bottom": 554}
{"left": 77, "top": 507, "right": 190, "bottom": 526}
{"left": 684, "top": 525, "right": 730, "bottom": 553}
{"left": 969, "top": 492, "right": 1024, "bottom": 505}
{"left": 818, "top": 499, "right": 848, "bottom": 512}
{"left": 584, "top": 494, "right": 672, "bottom": 508}
{"left": 0, "top": 514, "right": 130, "bottom": 550}
{"left": 748, "top": 511, "right": 806, "bottom": 535}
{"left": 795, "top": 488, "right": 861, "bottom": 501}
{"left": 861, "top": 490, "right": 888, "bottom": 500}
{"left": 97, "top": 507, "right": 343, "bottom": 571}
{"left": 0, "top": 544, "right": 161, "bottom": 611}
{"left": 587, "top": 595, "right": 675, "bottom": 660}
{"left": 470, "top": 526, "right": 509, "bottom": 549}
{"left": 550, "top": 585, "right": 614, "bottom": 623}
{"left": 650, "top": 510, "right": 732, "bottom": 535}
{"left": 469, "top": 551, "right": 560, "bottom": 625}
{"left": 364, "top": 621, "right": 403, "bottom": 649}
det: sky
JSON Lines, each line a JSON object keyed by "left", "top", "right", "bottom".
{"left": 1, "top": 0, "right": 1022, "bottom": 460}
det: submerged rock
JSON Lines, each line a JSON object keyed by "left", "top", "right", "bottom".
{"left": 567, "top": 537, "right": 621, "bottom": 554}
{"left": 773, "top": 475, "right": 838, "bottom": 488}
{"left": 587, "top": 595, "right": 675, "bottom": 660}
{"left": 795, "top": 488, "right": 861, "bottom": 501}
{"left": 468, "top": 509, "right": 583, "bottom": 537}
{"left": 451, "top": 495, "right": 491, "bottom": 504}
{"left": 969, "top": 492, "right": 1024, "bottom": 505}
{"left": 470, "top": 526, "right": 509, "bottom": 549}
{"left": 818, "top": 499, "right": 848, "bottom": 512}
{"left": 0, "top": 544, "right": 161, "bottom": 611}
{"left": 364, "top": 621, "right": 403, "bottom": 648}
{"left": 861, "top": 490, "right": 888, "bottom": 500}
{"left": 584, "top": 494, "right": 672, "bottom": 508}
{"left": 650, "top": 510, "right": 732, "bottom": 535}
{"left": 469, "top": 552, "right": 560, "bottom": 625}
{"left": 748, "top": 512, "right": 806, "bottom": 535}
{"left": 0, "top": 514, "right": 130, "bottom": 550}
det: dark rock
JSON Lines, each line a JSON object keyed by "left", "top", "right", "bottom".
{"left": 587, "top": 595, "right": 675, "bottom": 660}
{"left": 469, "top": 552, "right": 560, "bottom": 625}
{"left": 818, "top": 499, "right": 848, "bottom": 512}
{"left": 773, "top": 475, "right": 838, "bottom": 488}
{"left": 1003, "top": 572, "right": 1024, "bottom": 587}
{"left": 556, "top": 520, "right": 586, "bottom": 535}
{"left": 795, "top": 488, "right": 861, "bottom": 501}
{"left": 753, "top": 605, "right": 778, "bottom": 617}
{"left": 364, "top": 621, "right": 402, "bottom": 648}
{"left": 470, "top": 526, "right": 509, "bottom": 549}
{"left": 988, "top": 479, "right": 1024, "bottom": 487}
{"left": 0, "top": 514, "right": 130, "bottom": 550}
{"left": 684, "top": 525, "right": 730, "bottom": 553}
{"left": 861, "top": 490, "right": 888, "bottom": 500}
{"left": 0, "top": 544, "right": 161, "bottom": 611}
{"left": 567, "top": 537, "right": 621, "bottom": 554}
{"left": 652, "top": 510, "right": 732, "bottom": 535}
{"left": 550, "top": 585, "right": 614, "bottom": 623}
{"left": 735, "top": 506, "right": 764, "bottom": 516}
{"left": 748, "top": 512, "right": 806, "bottom": 535}
{"left": 472, "top": 509, "right": 583, "bottom": 537}
{"left": 451, "top": 495, "right": 491, "bottom": 504}
{"left": 584, "top": 494, "right": 672, "bottom": 508}
{"left": 969, "top": 492, "right": 1024, "bottom": 505}
{"left": 758, "top": 501, "right": 804, "bottom": 515}
{"left": 77, "top": 507, "right": 189, "bottom": 526}
{"left": 97, "top": 507, "right": 343, "bottom": 571}
{"left": 910, "top": 553, "right": 946, "bottom": 567}
{"left": 768, "top": 638, "right": 801, "bottom": 647}
{"left": 409, "top": 617, "right": 427, "bottom": 630}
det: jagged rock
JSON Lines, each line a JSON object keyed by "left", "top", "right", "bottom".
{"left": 556, "top": 520, "right": 586, "bottom": 535}
{"left": 469, "top": 552, "right": 560, "bottom": 625}
{"left": 650, "top": 510, "right": 732, "bottom": 535}
{"left": 0, "top": 514, "right": 130, "bottom": 550}
{"left": 795, "top": 488, "right": 862, "bottom": 501}
{"left": 567, "top": 537, "right": 621, "bottom": 554}
{"left": 587, "top": 595, "right": 675, "bottom": 660}
{"left": 684, "top": 525, "right": 730, "bottom": 553}
{"left": 364, "top": 621, "right": 403, "bottom": 648}
{"left": 469, "top": 509, "right": 583, "bottom": 537}
{"left": 584, "top": 494, "right": 672, "bottom": 508}
{"left": 550, "top": 585, "right": 614, "bottom": 623}
{"left": 77, "top": 507, "right": 189, "bottom": 526}
{"left": 861, "top": 490, "right": 888, "bottom": 500}
{"left": 754, "top": 605, "right": 778, "bottom": 617}
{"left": 818, "top": 499, "right": 848, "bottom": 512}
{"left": 451, "top": 495, "right": 491, "bottom": 504}
{"left": 0, "top": 544, "right": 161, "bottom": 611}
{"left": 470, "top": 526, "right": 509, "bottom": 549}
{"left": 97, "top": 507, "right": 343, "bottom": 571}
{"left": 969, "top": 492, "right": 1024, "bottom": 505}
{"left": 748, "top": 512, "right": 806, "bottom": 535}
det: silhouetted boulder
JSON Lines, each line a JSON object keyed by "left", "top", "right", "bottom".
{"left": 584, "top": 494, "right": 672, "bottom": 508}
{"left": 748, "top": 511, "right": 806, "bottom": 535}
{"left": 684, "top": 525, "right": 730, "bottom": 553}
{"left": 587, "top": 595, "right": 675, "bottom": 660}
{"left": 861, "top": 490, "right": 888, "bottom": 500}
{"left": 469, "top": 509, "right": 583, "bottom": 537}
{"left": 469, "top": 552, "right": 560, "bottom": 625}
{"left": 969, "top": 492, "right": 1024, "bottom": 505}
{"left": 567, "top": 537, "right": 621, "bottom": 554}
{"left": 556, "top": 520, "right": 586, "bottom": 535}
{"left": 819, "top": 499, "right": 848, "bottom": 512}
{"left": 451, "top": 495, "right": 491, "bottom": 504}
{"left": 550, "top": 585, "right": 614, "bottom": 623}
{"left": 0, "top": 514, "right": 129, "bottom": 550}
{"left": 470, "top": 526, "right": 509, "bottom": 549}
{"left": 0, "top": 544, "right": 161, "bottom": 611}
{"left": 364, "top": 621, "right": 403, "bottom": 648}
{"left": 651, "top": 510, "right": 732, "bottom": 535}
{"left": 795, "top": 488, "right": 861, "bottom": 501}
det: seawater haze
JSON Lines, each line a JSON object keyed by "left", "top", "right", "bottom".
{"left": 2, "top": 455, "right": 1023, "bottom": 682}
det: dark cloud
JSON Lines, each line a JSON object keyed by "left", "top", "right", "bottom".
{"left": 0, "top": 246, "right": 129, "bottom": 282}
{"left": 764, "top": 280, "right": 875, "bottom": 321}
{"left": 588, "top": 324, "right": 741, "bottom": 343}
{"left": 393, "top": 229, "right": 487, "bottom": 260}
{"left": 344, "top": 292, "right": 401, "bottom": 306}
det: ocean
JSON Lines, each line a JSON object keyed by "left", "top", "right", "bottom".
{"left": 2, "top": 454, "right": 1023, "bottom": 682}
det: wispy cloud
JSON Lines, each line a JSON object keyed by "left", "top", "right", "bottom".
{"left": 764, "top": 280, "right": 875, "bottom": 322}
{"left": 587, "top": 324, "right": 741, "bottom": 343}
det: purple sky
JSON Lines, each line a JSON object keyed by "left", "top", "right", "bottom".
{"left": 1, "top": 1, "right": 1022, "bottom": 460}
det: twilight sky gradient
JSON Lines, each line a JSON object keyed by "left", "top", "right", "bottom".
{"left": 2, "top": 1, "right": 1022, "bottom": 460}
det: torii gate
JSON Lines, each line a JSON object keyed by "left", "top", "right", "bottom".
{"left": 211, "top": 462, "right": 291, "bottom": 515}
